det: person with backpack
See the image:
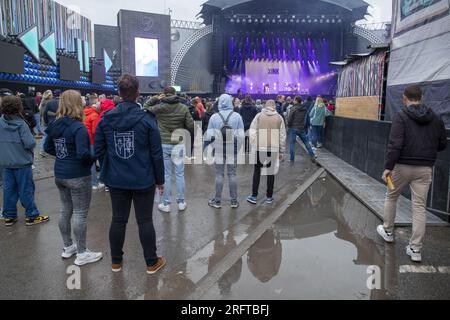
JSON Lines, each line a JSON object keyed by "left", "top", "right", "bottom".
{"left": 0, "top": 96, "right": 48, "bottom": 227}
{"left": 145, "top": 87, "right": 194, "bottom": 213}
{"left": 247, "top": 100, "right": 286, "bottom": 205}
{"left": 205, "top": 94, "right": 245, "bottom": 209}
{"left": 95, "top": 74, "right": 166, "bottom": 274}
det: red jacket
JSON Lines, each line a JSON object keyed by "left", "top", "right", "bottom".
{"left": 99, "top": 99, "right": 115, "bottom": 119}
{"left": 83, "top": 106, "right": 99, "bottom": 145}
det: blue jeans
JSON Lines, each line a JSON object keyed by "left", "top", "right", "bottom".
{"left": 34, "top": 113, "right": 43, "bottom": 135}
{"left": 214, "top": 163, "right": 237, "bottom": 201}
{"left": 90, "top": 145, "right": 99, "bottom": 186}
{"left": 289, "top": 128, "right": 315, "bottom": 161}
{"left": 40, "top": 126, "right": 47, "bottom": 152}
{"left": 56, "top": 176, "right": 92, "bottom": 254}
{"left": 2, "top": 166, "right": 40, "bottom": 218}
{"left": 162, "top": 144, "right": 185, "bottom": 205}
{"left": 311, "top": 125, "right": 324, "bottom": 147}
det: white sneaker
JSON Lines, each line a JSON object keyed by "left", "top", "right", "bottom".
{"left": 92, "top": 185, "right": 100, "bottom": 190}
{"left": 406, "top": 246, "right": 422, "bottom": 263}
{"left": 178, "top": 202, "right": 187, "bottom": 212}
{"left": 62, "top": 244, "right": 77, "bottom": 259}
{"left": 377, "top": 225, "right": 394, "bottom": 243}
{"left": 74, "top": 250, "right": 103, "bottom": 266}
{"left": 104, "top": 187, "right": 110, "bottom": 192}
{"left": 158, "top": 203, "right": 171, "bottom": 213}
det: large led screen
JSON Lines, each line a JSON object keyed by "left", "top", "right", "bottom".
{"left": 135, "top": 38, "right": 158, "bottom": 77}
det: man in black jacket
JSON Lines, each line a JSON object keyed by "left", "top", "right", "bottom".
{"left": 377, "top": 85, "right": 447, "bottom": 263}
{"left": 287, "top": 96, "right": 316, "bottom": 163}
{"left": 44, "top": 89, "right": 61, "bottom": 126}
{"left": 239, "top": 95, "right": 259, "bottom": 153}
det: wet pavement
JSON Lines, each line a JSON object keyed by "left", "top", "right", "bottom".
{"left": 1, "top": 145, "right": 449, "bottom": 300}
{"left": 0, "top": 148, "right": 319, "bottom": 300}
{"left": 200, "top": 176, "right": 450, "bottom": 300}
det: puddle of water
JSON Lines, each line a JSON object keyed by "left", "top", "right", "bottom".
{"left": 201, "top": 176, "right": 398, "bottom": 300}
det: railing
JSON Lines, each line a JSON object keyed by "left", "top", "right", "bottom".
{"left": 171, "top": 19, "right": 204, "bottom": 30}
{"left": 355, "top": 21, "right": 391, "bottom": 31}
{"left": 324, "top": 117, "right": 450, "bottom": 222}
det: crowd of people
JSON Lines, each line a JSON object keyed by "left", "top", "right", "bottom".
{"left": 0, "top": 77, "right": 332, "bottom": 272}
{"left": 0, "top": 76, "right": 446, "bottom": 273}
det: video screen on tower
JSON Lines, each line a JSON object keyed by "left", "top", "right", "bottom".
{"left": 135, "top": 38, "right": 159, "bottom": 77}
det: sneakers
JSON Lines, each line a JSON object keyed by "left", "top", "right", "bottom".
{"left": 158, "top": 203, "right": 171, "bottom": 213}
{"left": 377, "top": 225, "right": 394, "bottom": 243}
{"left": 4, "top": 217, "right": 18, "bottom": 226}
{"left": 178, "top": 202, "right": 187, "bottom": 212}
{"left": 317, "top": 143, "right": 323, "bottom": 148}
{"left": 406, "top": 246, "right": 422, "bottom": 263}
{"left": 39, "top": 151, "right": 47, "bottom": 158}
{"left": 61, "top": 244, "right": 78, "bottom": 259}
{"left": 230, "top": 200, "right": 240, "bottom": 209}
{"left": 92, "top": 183, "right": 105, "bottom": 190}
{"left": 25, "top": 215, "right": 49, "bottom": 226}
{"left": 147, "top": 257, "right": 166, "bottom": 275}
{"left": 74, "top": 250, "right": 103, "bottom": 266}
{"left": 104, "top": 187, "right": 110, "bottom": 192}
{"left": 247, "top": 196, "right": 258, "bottom": 205}
{"left": 208, "top": 199, "right": 222, "bottom": 209}
{"left": 112, "top": 263, "right": 122, "bottom": 273}
{"left": 266, "top": 197, "right": 274, "bottom": 205}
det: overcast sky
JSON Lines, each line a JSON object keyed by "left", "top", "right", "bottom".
{"left": 55, "top": 0, "right": 393, "bottom": 25}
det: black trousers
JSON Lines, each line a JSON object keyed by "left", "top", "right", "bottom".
{"left": 252, "top": 152, "right": 277, "bottom": 198}
{"left": 109, "top": 186, "right": 158, "bottom": 266}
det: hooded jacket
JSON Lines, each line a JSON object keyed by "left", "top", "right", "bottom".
{"left": 194, "top": 97, "right": 206, "bottom": 119}
{"left": 44, "top": 116, "right": 94, "bottom": 179}
{"left": 249, "top": 105, "right": 286, "bottom": 154}
{"left": 239, "top": 102, "right": 259, "bottom": 131}
{"left": 144, "top": 94, "right": 194, "bottom": 145}
{"left": 95, "top": 101, "right": 164, "bottom": 190}
{"left": 309, "top": 103, "right": 333, "bottom": 126}
{"left": 385, "top": 104, "right": 447, "bottom": 170}
{"left": 287, "top": 103, "right": 308, "bottom": 130}
{"left": 99, "top": 99, "right": 115, "bottom": 119}
{"left": 84, "top": 106, "right": 100, "bottom": 145}
{"left": 0, "top": 115, "right": 35, "bottom": 169}
{"left": 206, "top": 94, "right": 245, "bottom": 148}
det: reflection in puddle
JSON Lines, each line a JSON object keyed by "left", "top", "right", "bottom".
{"left": 202, "top": 176, "right": 398, "bottom": 300}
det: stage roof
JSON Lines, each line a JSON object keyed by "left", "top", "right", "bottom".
{"left": 202, "top": 0, "right": 369, "bottom": 11}
{"left": 199, "top": 0, "right": 370, "bottom": 24}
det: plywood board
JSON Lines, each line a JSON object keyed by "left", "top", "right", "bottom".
{"left": 335, "top": 96, "right": 380, "bottom": 120}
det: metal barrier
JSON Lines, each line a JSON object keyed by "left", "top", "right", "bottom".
{"left": 324, "top": 116, "right": 450, "bottom": 222}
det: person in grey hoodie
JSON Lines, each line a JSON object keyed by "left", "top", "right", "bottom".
{"left": 205, "top": 94, "right": 245, "bottom": 209}
{"left": 0, "top": 96, "right": 48, "bottom": 227}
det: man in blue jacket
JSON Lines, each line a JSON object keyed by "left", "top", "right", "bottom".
{"left": 95, "top": 74, "right": 166, "bottom": 274}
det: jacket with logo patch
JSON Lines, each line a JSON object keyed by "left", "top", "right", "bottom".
{"left": 95, "top": 101, "right": 164, "bottom": 190}
{"left": 45, "top": 116, "right": 93, "bottom": 179}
